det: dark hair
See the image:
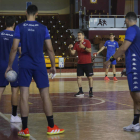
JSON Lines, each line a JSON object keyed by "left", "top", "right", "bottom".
{"left": 78, "top": 31, "right": 85, "bottom": 36}
{"left": 5, "top": 16, "right": 16, "bottom": 27}
{"left": 109, "top": 33, "right": 114, "bottom": 36}
{"left": 27, "top": 5, "right": 38, "bottom": 15}
{"left": 125, "top": 12, "right": 137, "bottom": 21}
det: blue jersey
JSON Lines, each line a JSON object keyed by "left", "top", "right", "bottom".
{"left": 14, "top": 21, "right": 50, "bottom": 70}
{"left": 125, "top": 25, "right": 140, "bottom": 74}
{"left": 0, "top": 30, "right": 20, "bottom": 72}
{"left": 104, "top": 40, "right": 119, "bottom": 58}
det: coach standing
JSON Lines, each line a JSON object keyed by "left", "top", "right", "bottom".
{"left": 68, "top": 31, "right": 93, "bottom": 97}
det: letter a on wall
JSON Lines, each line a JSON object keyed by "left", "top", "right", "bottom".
{"left": 90, "top": 0, "right": 97, "bottom": 3}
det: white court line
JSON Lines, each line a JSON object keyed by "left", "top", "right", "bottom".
{"left": 48, "top": 72, "right": 122, "bottom": 76}
{"left": 3, "top": 109, "right": 133, "bottom": 115}
{"left": 0, "top": 112, "right": 36, "bottom": 140}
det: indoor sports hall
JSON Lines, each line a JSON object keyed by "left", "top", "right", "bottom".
{"left": 0, "top": 0, "right": 140, "bottom": 140}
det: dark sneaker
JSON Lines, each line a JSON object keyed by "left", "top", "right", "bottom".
{"left": 74, "top": 91, "right": 84, "bottom": 97}
{"left": 89, "top": 91, "right": 93, "bottom": 97}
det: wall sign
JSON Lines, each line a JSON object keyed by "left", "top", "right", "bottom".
{"left": 90, "top": 0, "right": 97, "bottom": 3}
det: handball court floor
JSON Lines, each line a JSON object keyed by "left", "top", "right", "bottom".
{"left": 0, "top": 72, "right": 139, "bottom": 140}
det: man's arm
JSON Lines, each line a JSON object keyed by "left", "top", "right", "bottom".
{"left": 70, "top": 49, "right": 76, "bottom": 55}
{"left": 18, "top": 47, "right": 21, "bottom": 56}
{"left": 68, "top": 44, "right": 76, "bottom": 55}
{"left": 79, "top": 43, "right": 91, "bottom": 53}
{"left": 104, "top": 26, "right": 136, "bottom": 68}
{"left": 97, "top": 46, "right": 106, "bottom": 55}
{"left": 5, "top": 39, "right": 20, "bottom": 75}
{"left": 113, "top": 40, "right": 131, "bottom": 59}
{"left": 104, "top": 40, "right": 131, "bottom": 68}
{"left": 8, "top": 39, "right": 20, "bottom": 68}
{"left": 44, "top": 39, "right": 55, "bottom": 68}
{"left": 116, "top": 48, "right": 121, "bottom": 61}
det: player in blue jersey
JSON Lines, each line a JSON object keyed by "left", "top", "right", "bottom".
{"left": 0, "top": 16, "right": 21, "bottom": 123}
{"left": 5, "top": 5, "right": 64, "bottom": 137}
{"left": 94, "top": 33, "right": 120, "bottom": 81}
{"left": 104, "top": 12, "right": 140, "bottom": 132}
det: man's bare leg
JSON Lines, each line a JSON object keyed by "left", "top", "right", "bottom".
{"left": 0, "top": 87, "right": 5, "bottom": 101}
{"left": 10, "top": 87, "right": 21, "bottom": 122}
{"left": 87, "top": 76, "right": 93, "bottom": 97}
{"left": 20, "top": 87, "right": 29, "bottom": 130}
{"left": 124, "top": 91, "right": 140, "bottom": 132}
{"left": 105, "top": 65, "right": 110, "bottom": 76}
{"left": 39, "top": 87, "right": 54, "bottom": 128}
{"left": 74, "top": 76, "right": 84, "bottom": 97}
{"left": 104, "top": 65, "right": 110, "bottom": 80}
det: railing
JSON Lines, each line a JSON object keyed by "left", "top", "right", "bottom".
{"left": 81, "top": 15, "right": 140, "bottom": 29}
{"left": 45, "top": 56, "right": 126, "bottom": 68}
{"left": 0, "top": 12, "right": 59, "bottom": 16}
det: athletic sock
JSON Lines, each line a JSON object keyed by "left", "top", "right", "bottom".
{"left": 105, "top": 75, "right": 107, "bottom": 77}
{"left": 21, "top": 117, "right": 28, "bottom": 130}
{"left": 90, "top": 87, "right": 93, "bottom": 92}
{"left": 79, "top": 87, "right": 83, "bottom": 92}
{"left": 12, "top": 105, "right": 17, "bottom": 116}
{"left": 133, "top": 114, "right": 140, "bottom": 125}
{"left": 47, "top": 115, "right": 54, "bottom": 128}
{"left": 114, "top": 74, "right": 116, "bottom": 77}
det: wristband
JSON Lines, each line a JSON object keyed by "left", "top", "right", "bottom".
{"left": 109, "top": 56, "right": 115, "bottom": 62}
{"left": 84, "top": 47, "right": 86, "bottom": 50}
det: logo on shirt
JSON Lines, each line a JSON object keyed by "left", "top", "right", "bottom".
{"left": 3, "top": 38, "right": 9, "bottom": 40}
{"left": 133, "top": 72, "right": 138, "bottom": 75}
{"left": 78, "top": 42, "right": 86, "bottom": 45}
{"left": 1, "top": 32, "right": 13, "bottom": 37}
{"left": 133, "top": 77, "right": 138, "bottom": 80}
{"left": 133, "top": 81, "right": 138, "bottom": 84}
{"left": 133, "top": 86, "right": 138, "bottom": 89}
{"left": 132, "top": 58, "right": 137, "bottom": 61}
{"left": 132, "top": 63, "right": 137, "bottom": 66}
{"left": 132, "top": 54, "right": 136, "bottom": 56}
{"left": 23, "top": 23, "right": 39, "bottom": 27}
{"left": 132, "top": 67, "right": 137, "bottom": 70}
{"left": 28, "top": 29, "right": 35, "bottom": 32}
{"left": 108, "top": 45, "right": 115, "bottom": 47}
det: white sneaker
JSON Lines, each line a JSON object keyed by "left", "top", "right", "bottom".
{"left": 10, "top": 115, "right": 22, "bottom": 123}
{"left": 123, "top": 123, "right": 140, "bottom": 132}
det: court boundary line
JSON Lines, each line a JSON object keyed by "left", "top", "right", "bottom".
{"left": 94, "top": 96, "right": 133, "bottom": 107}
{"left": 48, "top": 72, "right": 121, "bottom": 76}
{"left": 3, "top": 109, "right": 134, "bottom": 115}
{"left": 0, "top": 112, "right": 36, "bottom": 140}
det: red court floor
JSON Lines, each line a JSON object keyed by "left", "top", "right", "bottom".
{"left": 0, "top": 75, "right": 137, "bottom": 140}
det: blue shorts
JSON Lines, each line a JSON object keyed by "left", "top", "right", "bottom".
{"left": 19, "top": 68, "right": 49, "bottom": 88}
{"left": 106, "top": 57, "right": 117, "bottom": 65}
{"left": 127, "top": 72, "right": 140, "bottom": 92}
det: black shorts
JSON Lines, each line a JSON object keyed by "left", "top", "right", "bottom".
{"left": 77, "top": 63, "right": 93, "bottom": 77}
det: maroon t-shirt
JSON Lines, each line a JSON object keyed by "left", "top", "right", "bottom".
{"left": 73, "top": 39, "right": 92, "bottom": 64}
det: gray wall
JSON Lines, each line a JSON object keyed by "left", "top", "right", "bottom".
{"left": 0, "top": 0, "right": 70, "bottom": 14}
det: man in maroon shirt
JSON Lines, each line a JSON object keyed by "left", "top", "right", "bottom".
{"left": 69, "top": 31, "right": 93, "bottom": 97}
